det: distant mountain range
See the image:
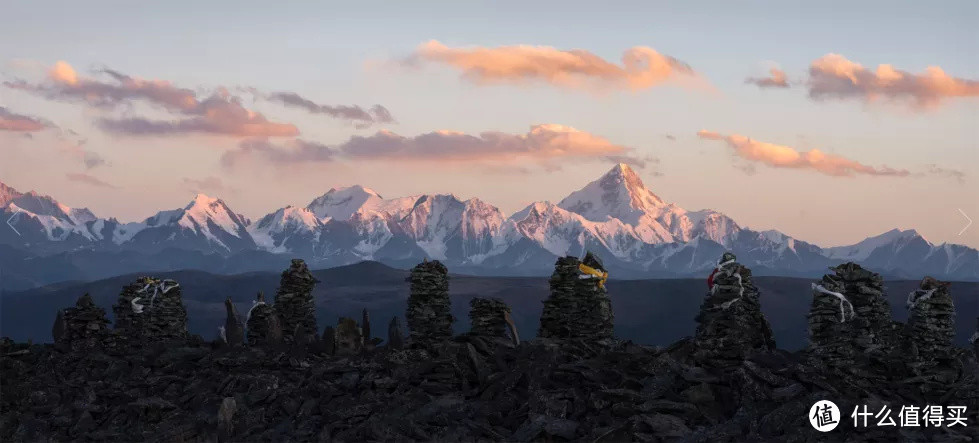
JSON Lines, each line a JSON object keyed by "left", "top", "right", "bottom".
{"left": 2, "top": 164, "right": 977, "bottom": 290}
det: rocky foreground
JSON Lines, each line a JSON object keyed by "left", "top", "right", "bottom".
{"left": 2, "top": 256, "right": 979, "bottom": 442}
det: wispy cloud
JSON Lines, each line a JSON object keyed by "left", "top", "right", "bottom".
{"left": 696, "top": 130, "right": 909, "bottom": 177}
{"left": 808, "top": 54, "right": 979, "bottom": 109}
{"left": 0, "top": 106, "right": 49, "bottom": 132}
{"left": 745, "top": 67, "right": 790, "bottom": 88}
{"left": 221, "top": 138, "right": 337, "bottom": 168}
{"left": 263, "top": 91, "right": 395, "bottom": 129}
{"left": 66, "top": 172, "right": 116, "bottom": 188}
{"left": 399, "top": 40, "right": 704, "bottom": 92}
{"left": 6, "top": 61, "right": 298, "bottom": 137}
{"left": 223, "top": 124, "right": 647, "bottom": 171}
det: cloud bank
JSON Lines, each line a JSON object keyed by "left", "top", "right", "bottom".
{"left": 808, "top": 54, "right": 979, "bottom": 108}
{"left": 696, "top": 130, "right": 909, "bottom": 177}
{"left": 223, "top": 124, "right": 647, "bottom": 170}
{"left": 401, "top": 40, "right": 701, "bottom": 92}
{"left": 6, "top": 61, "right": 298, "bottom": 137}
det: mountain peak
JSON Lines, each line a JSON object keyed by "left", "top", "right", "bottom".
{"left": 557, "top": 163, "right": 666, "bottom": 225}
{"left": 307, "top": 185, "right": 385, "bottom": 220}
{"left": 0, "top": 181, "right": 24, "bottom": 207}
{"left": 186, "top": 193, "right": 225, "bottom": 209}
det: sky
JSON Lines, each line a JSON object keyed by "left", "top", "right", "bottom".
{"left": 1, "top": 1, "right": 977, "bottom": 248}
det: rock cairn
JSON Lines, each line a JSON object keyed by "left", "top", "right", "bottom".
{"left": 112, "top": 277, "right": 187, "bottom": 342}
{"left": 693, "top": 252, "right": 775, "bottom": 366}
{"left": 322, "top": 326, "right": 336, "bottom": 355}
{"left": 388, "top": 317, "right": 405, "bottom": 350}
{"left": 907, "top": 276, "right": 954, "bottom": 361}
{"left": 469, "top": 297, "right": 511, "bottom": 337}
{"left": 808, "top": 263, "right": 890, "bottom": 367}
{"left": 538, "top": 252, "right": 614, "bottom": 340}
{"left": 335, "top": 317, "right": 363, "bottom": 355}
{"left": 272, "top": 259, "right": 318, "bottom": 345}
{"left": 406, "top": 259, "right": 453, "bottom": 348}
{"left": 56, "top": 293, "right": 110, "bottom": 349}
{"left": 246, "top": 292, "right": 281, "bottom": 346}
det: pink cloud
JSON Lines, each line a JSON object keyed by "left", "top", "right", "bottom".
{"left": 223, "top": 124, "right": 649, "bottom": 170}
{"left": 745, "top": 67, "right": 790, "bottom": 88}
{"left": 401, "top": 40, "right": 703, "bottom": 92}
{"left": 0, "top": 107, "right": 49, "bottom": 132}
{"left": 808, "top": 54, "right": 979, "bottom": 108}
{"left": 697, "top": 130, "right": 909, "bottom": 177}
{"left": 7, "top": 61, "right": 298, "bottom": 137}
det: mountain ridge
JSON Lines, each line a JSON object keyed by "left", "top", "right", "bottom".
{"left": 3, "top": 164, "right": 977, "bottom": 286}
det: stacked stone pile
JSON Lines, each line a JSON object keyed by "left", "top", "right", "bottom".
{"left": 693, "top": 252, "right": 775, "bottom": 366}
{"left": 55, "top": 293, "right": 110, "bottom": 349}
{"left": 246, "top": 292, "right": 282, "bottom": 346}
{"left": 469, "top": 297, "right": 511, "bottom": 337}
{"left": 406, "top": 259, "right": 453, "bottom": 348}
{"left": 907, "top": 276, "right": 955, "bottom": 361}
{"left": 808, "top": 263, "right": 891, "bottom": 367}
{"left": 272, "top": 259, "right": 318, "bottom": 345}
{"left": 112, "top": 277, "right": 187, "bottom": 342}
{"left": 538, "top": 252, "right": 614, "bottom": 340}
{"left": 388, "top": 317, "right": 405, "bottom": 350}
{"left": 335, "top": 317, "right": 363, "bottom": 355}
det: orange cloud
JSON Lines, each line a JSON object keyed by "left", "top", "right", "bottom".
{"left": 697, "top": 130, "right": 909, "bottom": 177}
{"left": 0, "top": 107, "right": 48, "bottom": 132}
{"left": 402, "top": 40, "right": 702, "bottom": 92}
{"left": 808, "top": 54, "right": 979, "bottom": 108}
{"left": 745, "top": 67, "right": 789, "bottom": 88}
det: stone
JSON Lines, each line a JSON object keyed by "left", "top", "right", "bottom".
{"left": 224, "top": 298, "right": 244, "bottom": 347}
{"left": 112, "top": 277, "right": 187, "bottom": 343}
{"left": 388, "top": 317, "right": 405, "bottom": 350}
{"left": 538, "top": 251, "right": 614, "bottom": 340}
{"left": 59, "top": 293, "right": 110, "bottom": 350}
{"left": 246, "top": 292, "right": 282, "bottom": 346}
{"left": 362, "top": 309, "right": 372, "bottom": 347}
{"left": 322, "top": 326, "right": 336, "bottom": 355}
{"left": 406, "top": 259, "right": 453, "bottom": 348}
{"left": 693, "top": 252, "right": 775, "bottom": 367}
{"left": 272, "top": 259, "right": 318, "bottom": 345}
{"left": 808, "top": 262, "right": 890, "bottom": 368}
{"left": 469, "top": 297, "right": 510, "bottom": 337}
{"left": 907, "top": 276, "right": 955, "bottom": 362}
{"left": 335, "top": 317, "right": 363, "bottom": 355}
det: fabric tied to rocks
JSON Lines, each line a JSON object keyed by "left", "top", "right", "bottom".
{"left": 538, "top": 252, "right": 614, "bottom": 340}
{"left": 693, "top": 252, "right": 774, "bottom": 367}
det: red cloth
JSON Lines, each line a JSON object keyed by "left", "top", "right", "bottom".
{"left": 707, "top": 268, "right": 718, "bottom": 289}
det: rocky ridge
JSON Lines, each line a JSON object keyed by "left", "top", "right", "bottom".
{"left": 2, "top": 254, "right": 978, "bottom": 442}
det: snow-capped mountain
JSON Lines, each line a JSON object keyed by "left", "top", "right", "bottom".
{"left": 109, "top": 194, "right": 255, "bottom": 254}
{"left": 0, "top": 184, "right": 101, "bottom": 253}
{"left": 2, "top": 164, "right": 977, "bottom": 283}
